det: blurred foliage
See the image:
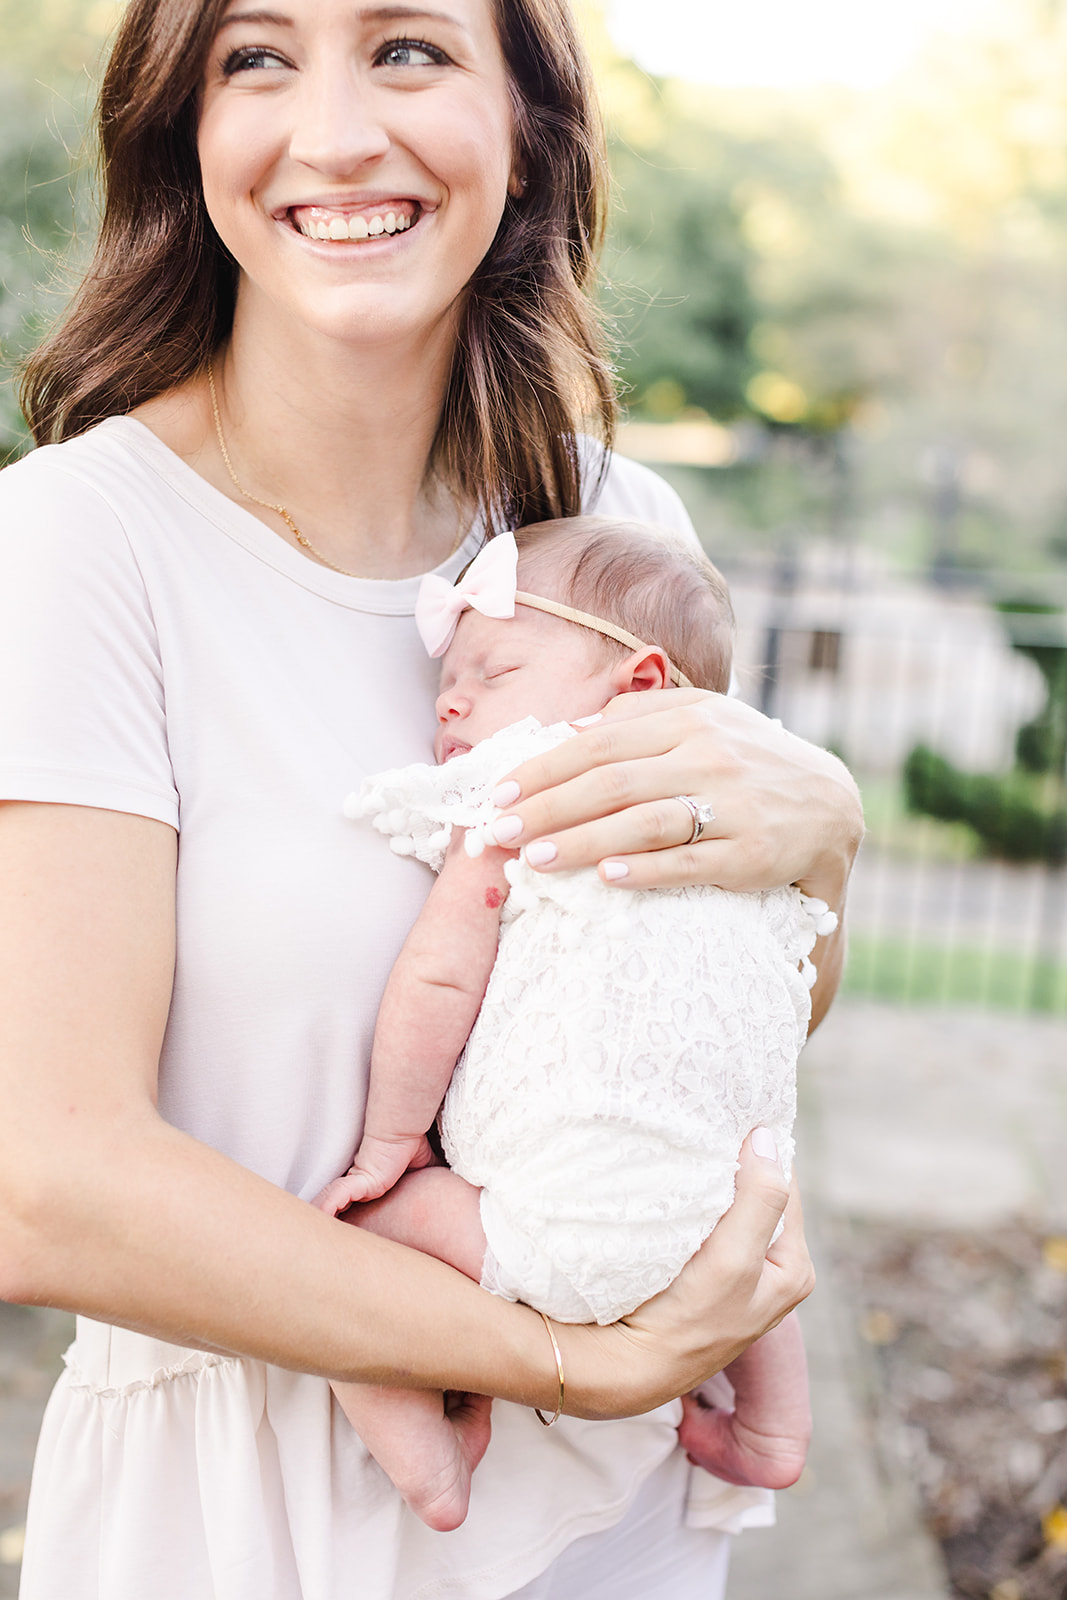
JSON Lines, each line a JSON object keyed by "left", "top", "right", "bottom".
{"left": 0, "top": 0, "right": 112, "bottom": 461}
{"left": 995, "top": 601, "right": 1067, "bottom": 775}
{"left": 578, "top": 0, "right": 1067, "bottom": 579}
{"left": 903, "top": 743, "right": 1067, "bottom": 864}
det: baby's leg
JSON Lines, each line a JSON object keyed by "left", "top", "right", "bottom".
{"left": 351, "top": 1165, "right": 487, "bottom": 1279}
{"left": 678, "top": 1311, "right": 811, "bottom": 1490}
{"left": 333, "top": 1168, "right": 490, "bottom": 1531}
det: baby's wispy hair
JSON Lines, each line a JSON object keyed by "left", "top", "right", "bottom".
{"left": 511, "top": 516, "right": 734, "bottom": 693}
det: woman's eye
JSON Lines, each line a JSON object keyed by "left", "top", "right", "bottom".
{"left": 221, "top": 45, "right": 290, "bottom": 76}
{"left": 376, "top": 38, "right": 449, "bottom": 69}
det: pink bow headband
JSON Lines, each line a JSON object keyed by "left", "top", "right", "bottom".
{"left": 414, "top": 532, "right": 693, "bottom": 688}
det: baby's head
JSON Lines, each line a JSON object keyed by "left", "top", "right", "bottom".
{"left": 431, "top": 516, "right": 733, "bottom": 763}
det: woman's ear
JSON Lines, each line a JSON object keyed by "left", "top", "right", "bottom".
{"left": 611, "top": 645, "right": 672, "bottom": 694}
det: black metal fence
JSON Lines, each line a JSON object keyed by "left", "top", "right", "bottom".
{"left": 727, "top": 569, "right": 1067, "bottom": 1012}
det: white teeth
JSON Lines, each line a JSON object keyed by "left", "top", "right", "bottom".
{"left": 297, "top": 209, "right": 415, "bottom": 241}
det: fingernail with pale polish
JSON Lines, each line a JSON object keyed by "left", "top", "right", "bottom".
{"left": 602, "top": 860, "right": 629, "bottom": 881}
{"left": 492, "top": 816, "right": 524, "bottom": 845}
{"left": 492, "top": 780, "right": 521, "bottom": 807}
{"left": 571, "top": 713, "right": 603, "bottom": 727}
{"left": 524, "top": 840, "right": 558, "bottom": 867}
{"left": 751, "top": 1127, "right": 780, "bottom": 1165}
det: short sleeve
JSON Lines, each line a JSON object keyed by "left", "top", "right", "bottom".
{"left": 0, "top": 450, "right": 179, "bottom": 828}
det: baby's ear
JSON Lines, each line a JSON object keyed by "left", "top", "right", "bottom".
{"left": 614, "top": 645, "right": 672, "bottom": 694}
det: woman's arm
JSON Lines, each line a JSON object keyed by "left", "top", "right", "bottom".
{"left": 0, "top": 801, "right": 811, "bottom": 1419}
{"left": 490, "top": 692, "right": 863, "bottom": 1029}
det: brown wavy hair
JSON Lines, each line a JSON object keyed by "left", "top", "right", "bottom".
{"left": 20, "top": 0, "right": 616, "bottom": 530}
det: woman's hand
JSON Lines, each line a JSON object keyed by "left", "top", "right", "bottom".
{"left": 490, "top": 689, "right": 863, "bottom": 1028}
{"left": 492, "top": 689, "right": 862, "bottom": 903}
{"left": 559, "top": 1134, "right": 815, "bottom": 1421}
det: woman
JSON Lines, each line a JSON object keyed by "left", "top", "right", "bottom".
{"left": 0, "top": 0, "right": 859, "bottom": 1595}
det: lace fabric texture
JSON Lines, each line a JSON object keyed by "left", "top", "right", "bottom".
{"left": 351, "top": 719, "right": 823, "bottom": 1326}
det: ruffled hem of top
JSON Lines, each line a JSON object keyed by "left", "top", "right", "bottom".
{"left": 22, "top": 1320, "right": 755, "bottom": 1600}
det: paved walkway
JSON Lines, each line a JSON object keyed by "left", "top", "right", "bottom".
{"left": 3, "top": 1000, "right": 1065, "bottom": 1597}
{"left": 730, "top": 999, "right": 1067, "bottom": 1600}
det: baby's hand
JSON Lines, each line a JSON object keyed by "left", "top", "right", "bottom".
{"left": 312, "top": 1134, "right": 435, "bottom": 1216}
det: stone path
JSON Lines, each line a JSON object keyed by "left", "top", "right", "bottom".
{"left": 3, "top": 999, "right": 1065, "bottom": 1597}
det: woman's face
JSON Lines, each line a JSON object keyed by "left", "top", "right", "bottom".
{"left": 199, "top": 0, "right": 517, "bottom": 352}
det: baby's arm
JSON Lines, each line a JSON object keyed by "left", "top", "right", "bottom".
{"left": 315, "top": 834, "right": 512, "bottom": 1213}
{"left": 678, "top": 1310, "right": 811, "bottom": 1490}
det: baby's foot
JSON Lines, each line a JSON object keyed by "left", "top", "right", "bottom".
{"left": 389, "top": 1396, "right": 488, "bottom": 1531}
{"left": 334, "top": 1383, "right": 492, "bottom": 1532}
{"left": 678, "top": 1390, "right": 808, "bottom": 1490}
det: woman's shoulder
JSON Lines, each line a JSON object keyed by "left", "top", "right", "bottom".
{"left": 0, "top": 420, "right": 152, "bottom": 518}
{"left": 0, "top": 419, "right": 199, "bottom": 574}
{"left": 579, "top": 438, "right": 699, "bottom": 548}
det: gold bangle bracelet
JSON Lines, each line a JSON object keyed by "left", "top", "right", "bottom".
{"left": 534, "top": 1310, "right": 565, "bottom": 1426}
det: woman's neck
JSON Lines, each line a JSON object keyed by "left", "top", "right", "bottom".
{"left": 136, "top": 302, "right": 469, "bottom": 580}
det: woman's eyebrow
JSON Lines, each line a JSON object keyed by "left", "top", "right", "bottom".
{"left": 217, "top": 5, "right": 468, "bottom": 29}
{"left": 358, "top": 6, "right": 467, "bottom": 25}
{"left": 217, "top": 9, "right": 294, "bottom": 29}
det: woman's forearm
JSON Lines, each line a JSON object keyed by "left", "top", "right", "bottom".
{"left": 2, "top": 1103, "right": 566, "bottom": 1407}
{"left": 3, "top": 1103, "right": 809, "bottom": 1421}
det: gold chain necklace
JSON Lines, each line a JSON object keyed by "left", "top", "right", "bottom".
{"left": 207, "top": 361, "right": 465, "bottom": 579}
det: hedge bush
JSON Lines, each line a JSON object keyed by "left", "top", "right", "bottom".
{"left": 903, "top": 745, "right": 1067, "bottom": 864}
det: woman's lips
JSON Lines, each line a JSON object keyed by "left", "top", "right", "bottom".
{"left": 289, "top": 200, "right": 421, "bottom": 241}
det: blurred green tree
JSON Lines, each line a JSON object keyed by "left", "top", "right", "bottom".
{"left": 0, "top": 0, "right": 111, "bottom": 461}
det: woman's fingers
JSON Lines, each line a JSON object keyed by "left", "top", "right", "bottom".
{"left": 694, "top": 1133, "right": 796, "bottom": 1280}
{"left": 490, "top": 686, "right": 861, "bottom": 901}
{"left": 495, "top": 699, "right": 717, "bottom": 818}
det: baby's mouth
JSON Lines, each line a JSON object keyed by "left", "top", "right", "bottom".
{"left": 289, "top": 201, "right": 421, "bottom": 242}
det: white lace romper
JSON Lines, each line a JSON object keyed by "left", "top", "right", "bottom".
{"left": 354, "top": 717, "right": 831, "bottom": 1326}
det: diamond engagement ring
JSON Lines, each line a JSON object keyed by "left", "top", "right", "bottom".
{"left": 675, "top": 795, "right": 715, "bottom": 846}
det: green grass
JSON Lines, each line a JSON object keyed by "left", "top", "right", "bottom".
{"left": 844, "top": 936, "right": 1067, "bottom": 1013}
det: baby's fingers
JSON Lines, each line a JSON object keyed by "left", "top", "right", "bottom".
{"left": 312, "top": 1172, "right": 379, "bottom": 1215}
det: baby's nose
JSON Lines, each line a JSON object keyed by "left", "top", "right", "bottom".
{"left": 435, "top": 687, "right": 469, "bottom": 722}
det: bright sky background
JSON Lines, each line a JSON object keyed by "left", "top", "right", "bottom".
{"left": 606, "top": 0, "right": 997, "bottom": 89}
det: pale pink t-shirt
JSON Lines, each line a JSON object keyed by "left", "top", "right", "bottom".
{"left": 0, "top": 420, "right": 767, "bottom": 1600}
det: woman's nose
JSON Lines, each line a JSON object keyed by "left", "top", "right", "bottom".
{"left": 288, "top": 70, "right": 391, "bottom": 177}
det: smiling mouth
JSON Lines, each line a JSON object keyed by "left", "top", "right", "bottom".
{"left": 289, "top": 201, "right": 422, "bottom": 242}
